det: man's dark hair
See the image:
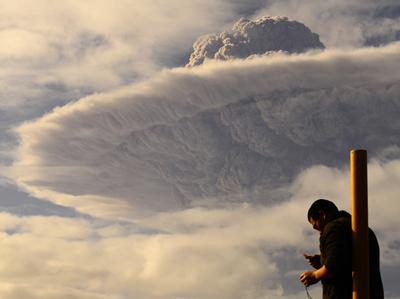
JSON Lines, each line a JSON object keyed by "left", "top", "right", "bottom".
{"left": 307, "top": 199, "right": 339, "bottom": 221}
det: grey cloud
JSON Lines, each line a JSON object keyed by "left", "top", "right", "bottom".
{"left": 186, "top": 16, "right": 324, "bottom": 67}
{"left": 11, "top": 43, "right": 400, "bottom": 215}
{"left": 364, "top": 2, "right": 400, "bottom": 47}
{"left": 374, "top": 3, "right": 400, "bottom": 19}
{"left": 254, "top": 0, "right": 400, "bottom": 47}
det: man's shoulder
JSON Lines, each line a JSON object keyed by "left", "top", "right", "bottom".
{"left": 323, "top": 215, "right": 351, "bottom": 236}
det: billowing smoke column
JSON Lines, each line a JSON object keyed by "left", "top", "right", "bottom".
{"left": 186, "top": 16, "right": 325, "bottom": 67}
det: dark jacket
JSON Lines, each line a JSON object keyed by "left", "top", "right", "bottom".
{"left": 319, "top": 211, "right": 384, "bottom": 299}
{"left": 320, "top": 212, "right": 353, "bottom": 299}
{"left": 369, "top": 228, "right": 384, "bottom": 299}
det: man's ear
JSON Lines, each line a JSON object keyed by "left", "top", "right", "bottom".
{"left": 320, "top": 212, "right": 326, "bottom": 222}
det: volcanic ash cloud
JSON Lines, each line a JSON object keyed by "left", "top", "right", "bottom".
{"left": 10, "top": 41, "right": 400, "bottom": 217}
{"left": 186, "top": 16, "right": 325, "bottom": 67}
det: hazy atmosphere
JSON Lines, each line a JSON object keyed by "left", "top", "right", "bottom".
{"left": 1, "top": 1, "right": 400, "bottom": 298}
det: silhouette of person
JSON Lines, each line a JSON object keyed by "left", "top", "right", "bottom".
{"left": 299, "top": 199, "right": 384, "bottom": 299}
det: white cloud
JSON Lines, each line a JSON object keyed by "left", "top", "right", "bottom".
{"left": 0, "top": 29, "right": 54, "bottom": 62}
{"left": 0, "top": 0, "right": 259, "bottom": 102}
{"left": 0, "top": 207, "right": 306, "bottom": 299}
{"left": 1, "top": 155, "right": 399, "bottom": 298}
{"left": 0, "top": 181, "right": 326, "bottom": 299}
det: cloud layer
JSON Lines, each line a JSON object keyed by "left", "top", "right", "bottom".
{"left": 1, "top": 157, "right": 400, "bottom": 299}
{"left": 9, "top": 43, "right": 400, "bottom": 217}
{"left": 1, "top": 0, "right": 399, "bottom": 164}
{"left": 0, "top": 0, "right": 265, "bottom": 166}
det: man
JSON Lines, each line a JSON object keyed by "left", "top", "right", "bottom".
{"left": 299, "top": 199, "right": 384, "bottom": 299}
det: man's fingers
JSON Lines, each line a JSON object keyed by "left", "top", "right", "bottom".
{"left": 299, "top": 270, "right": 315, "bottom": 287}
{"left": 299, "top": 272, "right": 308, "bottom": 283}
{"left": 299, "top": 274, "right": 309, "bottom": 286}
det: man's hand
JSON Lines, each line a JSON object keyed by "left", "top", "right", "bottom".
{"left": 299, "top": 270, "right": 319, "bottom": 287}
{"left": 303, "top": 253, "right": 321, "bottom": 269}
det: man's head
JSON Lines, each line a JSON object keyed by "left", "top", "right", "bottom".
{"left": 307, "top": 199, "right": 339, "bottom": 232}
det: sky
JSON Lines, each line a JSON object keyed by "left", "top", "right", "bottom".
{"left": 0, "top": 1, "right": 400, "bottom": 298}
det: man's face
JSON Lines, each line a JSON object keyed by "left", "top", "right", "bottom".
{"left": 309, "top": 215, "right": 325, "bottom": 232}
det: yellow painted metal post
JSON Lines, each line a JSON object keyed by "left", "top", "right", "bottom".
{"left": 350, "top": 149, "right": 369, "bottom": 299}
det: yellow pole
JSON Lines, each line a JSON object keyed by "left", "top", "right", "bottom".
{"left": 350, "top": 149, "right": 369, "bottom": 299}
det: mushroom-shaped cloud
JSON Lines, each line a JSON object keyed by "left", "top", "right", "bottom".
{"left": 186, "top": 16, "right": 325, "bottom": 67}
